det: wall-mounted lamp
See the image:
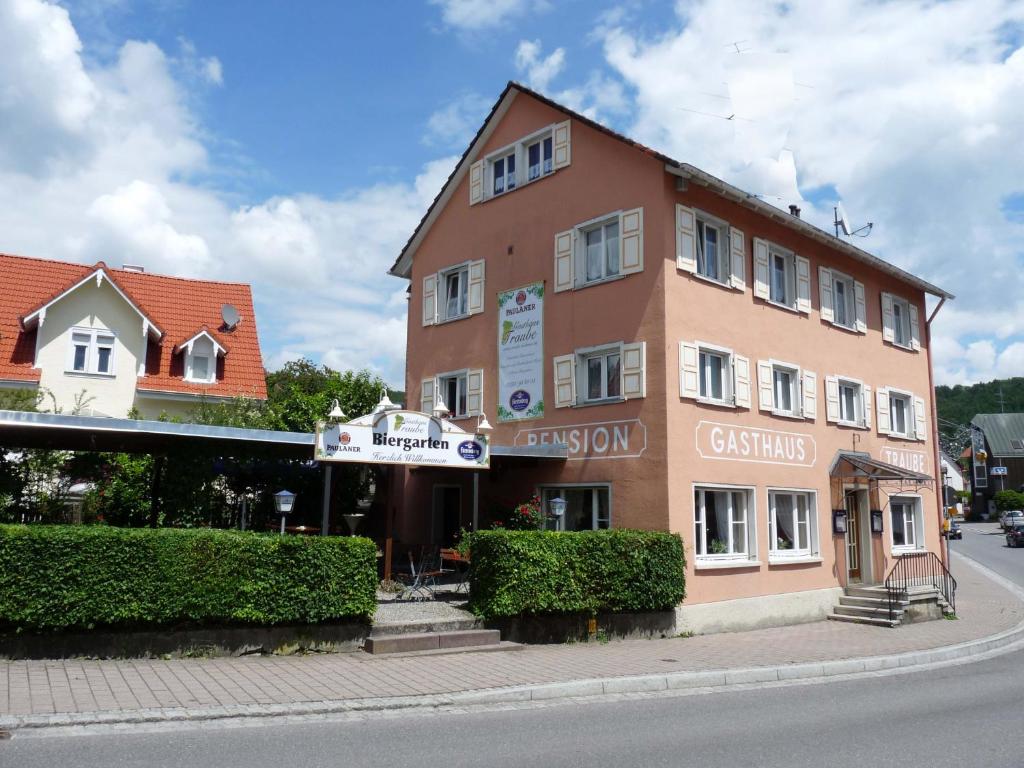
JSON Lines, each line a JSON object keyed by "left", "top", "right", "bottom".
{"left": 870, "top": 509, "right": 884, "bottom": 534}
{"left": 832, "top": 508, "right": 848, "bottom": 535}
{"left": 476, "top": 413, "right": 493, "bottom": 435}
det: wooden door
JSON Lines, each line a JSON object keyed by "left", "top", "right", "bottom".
{"left": 846, "top": 494, "right": 861, "bottom": 582}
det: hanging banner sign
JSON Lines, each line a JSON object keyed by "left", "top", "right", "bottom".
{"left": 315, "top": 410, "right": 489, "bottom": 469}
{"left": 497, "top": 282, "right": 544, "bottom": 422}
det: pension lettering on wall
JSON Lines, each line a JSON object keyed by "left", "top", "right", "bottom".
{"left": 514, "top": 419, "right": 647, "bottom": 460}
{"left": 497, "top": 282, "right": 544, "bottom": 422}
{"left": 696, "top": 421, "right": 817, "bottom": 467}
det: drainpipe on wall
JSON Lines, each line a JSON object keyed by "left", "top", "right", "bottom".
{"left": 925, "top": 295, "right": 948, "bottom": 569}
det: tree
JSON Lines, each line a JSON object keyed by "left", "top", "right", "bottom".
{"left": 265, "top": 360, "right": 390, "bottom": 432}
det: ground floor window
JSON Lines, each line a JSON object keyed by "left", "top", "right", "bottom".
{"left": 694, "top": 486, "right": 755, "bottom": 561}
{"left": 768, "top": 490, "right": 817, "bottom": 559}
{"left": 891, "top": 496, "right": 923, "bottom": 551}
{"left": 540, "top": 486, "right": 610, "bottom": 531}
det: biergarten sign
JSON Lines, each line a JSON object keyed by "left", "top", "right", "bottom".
{"left": 497, "top": 282, "right": 544, "bottom": 422}
{"left": 316, "top": 410, "right": 489, "bottom": 469}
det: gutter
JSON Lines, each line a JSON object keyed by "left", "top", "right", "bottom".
{"left": 925, "top": 296, "right": 948, "bottom": 569}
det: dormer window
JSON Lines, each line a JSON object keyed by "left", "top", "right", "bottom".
{"left": 175, "top": 329, "right": 226, "bottom": 384}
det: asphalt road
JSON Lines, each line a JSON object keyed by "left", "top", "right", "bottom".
{"left": 5, "top": 527, "right": 1024, "bottom": 768}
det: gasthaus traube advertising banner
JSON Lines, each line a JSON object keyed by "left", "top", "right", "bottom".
{"left": 315, "top": 410, "right": 489, "bottom": 469}
{"left": 497, "top": 281, "right": 544, "bottom": 422}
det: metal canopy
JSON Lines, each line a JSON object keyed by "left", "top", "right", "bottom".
{"left": 829, "top": 450, "right": 933, "bottom": 485}
{"left": 0, "top": 409, "right": 313, "bottom": 458}
{"left": 490, "top": 443, "right": 568, "bottom": 460}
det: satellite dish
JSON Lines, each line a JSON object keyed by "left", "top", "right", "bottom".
{"left": 837, "top": 202, "right": 853, "bottom": 236}
{"left": 834, "top": 202, "right": 873, "bottom": 238}
{"left": 221, "top": 304, "right": 240, "bottom": 330}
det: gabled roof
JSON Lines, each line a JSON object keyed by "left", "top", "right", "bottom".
{"left": 0, "top": 253, "right": 267, "bottom": 400}
{"left": 19, "top": 262, "right": 163, "bottom": 339}
{"left": 173, "top": 326, "right": 228, "bottom": 357}
{"left": 390, "top": 81, "right": 953, "bottom": 301}
{"left": 971, "top": 413, "right": 1024, "bottom": 457}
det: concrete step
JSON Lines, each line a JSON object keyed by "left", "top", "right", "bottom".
{"left": 370, "top": 616, "right": 480, "bottom": 637}
{"left": 839, "top": 595, "right": 908, "bottom": 609}
{"left": 827, "top": 612, "right": 900, "bottom": 628}
{"left": 845, "top": 585, "right": 892, "bottom": 599}
{"left": 833, "top": 604, "right": 898, "bottom": 620}
{"left": 364, "top": 629, "right": 501, "bottom": 655}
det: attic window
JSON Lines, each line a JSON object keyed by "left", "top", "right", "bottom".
{"left": 185, "top": 337, "right": 216, "bottom": 384}
{"left": 1012, "top": 439, "right": 1024, "bottom": 451}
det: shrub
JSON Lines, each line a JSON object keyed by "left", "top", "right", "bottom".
{"left": 994, "top": 490, "right": 1024, "bottom": 512}
{"left": 466, "top": 529, "right": 686, "bottom": 620}
{"left": 0, "top": 525, "right": 378, "bottom": 632}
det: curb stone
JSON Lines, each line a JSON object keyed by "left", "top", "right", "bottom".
{"left": 3, "top": 551, "right": 1022, "bottom": 733}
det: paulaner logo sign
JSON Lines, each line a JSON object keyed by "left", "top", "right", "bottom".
{"left": 696, "top": 421, "right": 816, "bottom": 467}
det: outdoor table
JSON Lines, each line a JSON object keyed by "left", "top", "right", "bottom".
{"left": 440, "top": 548, "right": 470, "bottom": 593}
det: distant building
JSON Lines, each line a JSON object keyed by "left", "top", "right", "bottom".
{"left": 0, "top": 254, "right": 267, "bottom": 419}
{"left": 939, "top": 449, "right": 965, "bottom": 515}
{"left": 967, "top": 413, "right": 1024, "bottom": 516}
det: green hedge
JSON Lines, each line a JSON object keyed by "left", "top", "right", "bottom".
{"left": 0, "top": 525, "right": 378, "bottom": 632}
{"left": 467, "top": 529, "right": 686, "bottom": 620}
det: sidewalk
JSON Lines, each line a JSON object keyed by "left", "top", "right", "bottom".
{"left": 3, "top": 552, "right": 1023, "bottom": 730}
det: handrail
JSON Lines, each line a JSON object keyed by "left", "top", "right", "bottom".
{"left": 884, "top": 551, "right": 957, "bottom": 621}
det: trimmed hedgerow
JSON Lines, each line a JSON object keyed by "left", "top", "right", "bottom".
{"left": 0, "top": 525, "right": 378, "bottom": 632}
{"left": 467, "top": 529, "right": 686, "bottom": 620}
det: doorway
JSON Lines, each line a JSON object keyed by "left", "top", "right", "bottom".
{"left": 844, "top": 488, "right": 872, "bottom": 585}
{"left": 432, "top": 485, "right": 462, "bottom": 547}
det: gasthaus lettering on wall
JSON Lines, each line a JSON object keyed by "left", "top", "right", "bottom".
{"left": 514, "top": 419, "right": 646, "bottom": 460}
{"left": 696, "top": 421, "right": 816, "bottom": 467}
{"left": 316, "top": 410, "right": 489, "bottom": 468}
{"left": 497, "top": 282, "right": 544, "bottom": 422}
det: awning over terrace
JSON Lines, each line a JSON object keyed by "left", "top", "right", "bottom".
{"left": 829, "top": 450, "right": 934, "bottom": 488}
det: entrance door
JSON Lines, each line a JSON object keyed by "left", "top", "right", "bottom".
{"left": 846, "top": 493, "right": 862, "bottom": 582}
{"left": 432, "top": 485, "right": 461, "bottom": 547}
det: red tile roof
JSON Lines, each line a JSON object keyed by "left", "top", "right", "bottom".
{"left": 0, "top": 253, "right": 267, "bottom": 400}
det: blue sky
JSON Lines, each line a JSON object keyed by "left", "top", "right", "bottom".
{"left": 2, "top": 0, "right": 1024, "bottom": 388}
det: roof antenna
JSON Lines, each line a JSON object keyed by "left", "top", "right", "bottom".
{"left": 834, "top": 202, "right": 873, "bottom": 238}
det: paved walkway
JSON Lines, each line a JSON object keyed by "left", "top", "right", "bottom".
{"left": 3, "top": 553, "right": 1022, "bottom": 723}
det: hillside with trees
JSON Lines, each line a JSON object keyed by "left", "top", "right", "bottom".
{"left": 935, "top": 377, "right": 1024, "bottom": 453}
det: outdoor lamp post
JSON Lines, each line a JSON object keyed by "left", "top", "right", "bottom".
{"left": 549, "top": 496, "right": 567, "bottom": 531}
{"left": 476, "top": 413, "right": 493, "bottom": 435}
{"left": 327, "top": 399, "right": 347, "bottom": 423}
{"left": 274, "top": 489, "right": 296, "bottom": 535}
{"left": 373, "top": 387, "right": 397, "bottom": 414}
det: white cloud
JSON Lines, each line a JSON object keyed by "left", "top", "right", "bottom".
{"left": 430, "top": 0, "right": 534, "bottom": 31}
{"left": 596, "top": 0, "right": 1024, "bottom": 384}
{"left": 515, "top": 39, "right": 565, "bottom": 91}
{"left": 424, "top": 92, "right": 491, "bottom": 148}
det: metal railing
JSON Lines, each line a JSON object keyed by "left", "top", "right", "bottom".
{"left": 884, "top": 551, "right": 956, "bottom": 621}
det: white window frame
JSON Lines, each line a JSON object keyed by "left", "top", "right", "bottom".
{"left": 184, "top": 339, "right": 216, "bottom": 384}
{"left": 524, "top": 131, "right": 554, "bottom": 182}
{"left": 770, "top": 360, "right": 801, "bottom": 418}
{"left": 577, "top": 343, "right": 623, "bottom": 405}
{"left": 694, "top": 210, "right": 729, "bottom": 286}
{"left": 891, "top": 295, "right": 912, "bottom": 348}
{"left": 438, "top": 263, "right": 470, "bottom": 322}
{"left": 767, "top": 489, "right": 819, "bottom": 562}
{"left": 831, "top": 270, "right": 856, "bottom": 330}
{"left": 768, "top": 244, "right": 797, "bottom": 310}
{"left": 889, "top": 495, "right": 924, "bottom": 552}
{"left": 66, "top": 327, "right": 116, "bottom": 376}
{"left": 577, "top": 212, "right": 621, "bottom": 286}
{"left": 693, "top": 484, "right": 757, "bottom": 565}
{"left": 488, "top": 147, "right": 517, "bottom": 197}
{"left": 889, "top": 389, "right": 913, "bottom": 438}
{"left": 539, "top": 484, "right": 612, "bottom": 531}
{"left": 838, "top": 378, "right": 863, "bottom": 427}
{"left": 437, "top": 369, "right": 470, "bottom": 418}
{"left": 697, "top": 342, "right": 733, "bottom": 405}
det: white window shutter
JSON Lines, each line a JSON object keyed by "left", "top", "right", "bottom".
{"left": 552, "top": 120, "right": 571, "bottom": 170}
{"left": 679, "top": 342, "right": 699, "bottom": 399}
{"left": 854, "top": 281, "right": 867, "bottom": 333}
{"left": 795, "top": 255, "right": 811, "bottom": 313}
{"left": 729, "top": 226, "right": 746, "bottom": 290}
{"left": 733, "top": 354, "right": 751, "bottom": 408}
{"left": 554, "top": 229, "right": 575, "bottom": 292}
{"left": 620, "top": 208, "right": 644, "bottom": 275}
{"left": 553, "top": 353, "right": 576, "bottom": 408}
{"left": 757, "top": 360, "right": 773, "bottom": 412}
{"left": 876, "top": 387, "right": 891, "bottom": 435}
{"left": 913, "top": 395, "right": 927, "bottom": 442}
{"left": 466, "top": 369, "right": 483, "bottom": 416}
{"left": 881, "top": 292, "right": 895, "bottom": 343}
{"left": 818, "top": 267, "right": 834, "bottom": 323}
{"left": 862, "top": 384, "right": 872, "bottom": 429}
{"left": 621, "top": 342, "right": 646, "bottom": 399}
{"left": 467, "top": 259, "right": 485, "bottom": 315}
{"left": 676, "top": 205, "right": 697, "bottom": 274}
{"left": 802, "top": 370, "right": 817, "bottom": 420}
{"left": 420, "top": 378, "right": 435, "bottom": 413}
{"left": 469, "top": 160, "right": 484, "bottom": 205}
{"left": 825, "top": 376, "right": 840, "bottom": 423}
{"left": 422, "top": 273, "right": 437, "bottom": 326}
{"left": 909, "top": 304, "right": 922, "bottom": 350}
{"left": 753, "top": 238, "right": 770, "bottom": 299}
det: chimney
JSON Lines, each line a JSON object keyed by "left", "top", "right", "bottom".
{"left": 788, "top": 205, "right": 801, "bottom": 218}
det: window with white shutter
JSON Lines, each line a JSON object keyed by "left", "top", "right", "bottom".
{"left": 422, "top": 273, "right": 437, "bottom": 326}
{"left": 570, "top": 341, "right": 647, "bottom": 405}
{"left": 432, "top": 368, "right": 482, "bottom": 419}
{"left": 683, "top": 342, "right": 735, "bottom": 406}
{"left": 913, "top": 395, "right": 927, "bottom": 442}
{"left": 883, "top": 292, "right": 919, "bottom": 350}
{"left": 421, "top": 377, "right": 435, "bottom": 413}
{"left": 475, "top": 122, "right": 567, "bottom": 204}
{"left": 821, "top": 268, "right": 857, "bottom": 330}
{"left": 729, "top": 226, "right": 746, "bottom": 290}
{"left": 469, "top": 160, "right": 483, "bottom": 205}
{"left": 828, "top": 376, "right": 870, "bottom": 429}
{"left": 553, "top": 354, "right": 576, "bottom": 408}
{"left": 467, "top": 259, "right": 485, "bottom": 315}
{"left": 621, "top": 342, "right": 646, "bottom": 399}
{"left": 557, "top": 209, "right": 644, "bottom": 291}
{"left": 552, "top": 120, "right": 571, "bottom": 169}
{"left": 733, "top": 354, "right": 751, "bottom": 408}
{"left": 876, "top": 387, "right": 891, "bottom": 435}
{"left": 756, "top": 240, "right": 806, "bottom": 312}
{"left": 676, "top": 205, "right": 697, "bottom": 274}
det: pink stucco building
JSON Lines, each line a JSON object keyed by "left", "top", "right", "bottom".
{"left": 388, "top": 82, "right": 952, "bottom": 631}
